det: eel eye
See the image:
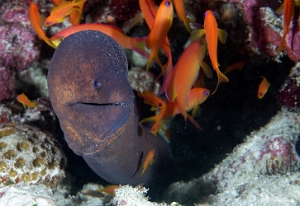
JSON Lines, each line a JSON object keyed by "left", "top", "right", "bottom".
{"left": 92, "top": 77, "right": 102, "bottom": 90}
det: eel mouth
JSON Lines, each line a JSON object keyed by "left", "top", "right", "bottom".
{"left": 68, "top": 102, "right": 130, "bottom": 107}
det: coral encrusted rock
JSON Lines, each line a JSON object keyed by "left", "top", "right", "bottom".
{"left": 0, "top": 124, "right": 66, "bottom": 188}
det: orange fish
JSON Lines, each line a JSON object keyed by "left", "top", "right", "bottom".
{"left": 16, "top": 93, "right": 37, "bottom": 108}
{"left": 141, "top": 87, "right": 210, "bottom": 134}
{"left": 145, "top": 0, "right": 173, "bottom": 71}
{"left": 137, "top": 90, "right": 166, "bottom": 110}
{"left": 276, "top": 0, "right": 294, "bottom": 53}
{"left": 139, "top": 0, "right": 173, "bottom": 95}
{"left": 139, "top": 0, "right": 157, "bottom": 28}
{"left": 28, "top": 2, "right": 56, "bottom": 48}
{"left": 98, "top": 185, "right": 119, "bottom": 194}
{"left": 44, "top": 0, "right": 86, "bottom": 26}
{"left": 224, "top": 61, "right": 246, "bottom": 74}
{"left": 167, "top": 39, "right": 209, "bottom": 129}
{"left": 50, "top": 23, "right": 149, "bottom": 58}
{"left": 69, "top": 0, "right": 85, "bottom": 25}
{"left": 141, "top": 149, "right": 155, "bottom": 175}
{"left": 51, "top": 0, "right": 64, "bottom": 6}
{"left": 191, "top": 10, "right": 228, "bottom": 94}
{"left": 257, "top": 75, "right": 271, "bottom": 99}
{"left": 173, "top": 0, "right": 192, "bottom": 33}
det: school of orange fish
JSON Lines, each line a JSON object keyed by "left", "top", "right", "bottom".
{"left": 26, "top": 0, "right": 297, "bottom": 140}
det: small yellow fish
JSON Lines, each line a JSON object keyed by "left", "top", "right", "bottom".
{"left": 141, "top": 149, "right": 155, "bottom": 175}
{"left": 16, "top": 93, "right": 37, "bottom": 108}
{"left": 191, "top": 10, "right": 228, "bottom": 94}
{"left": 145, "top": 0, "right": 173, "bottom": 70}
{"left": 257, "top": 75, "right": 271, "bottom": 99}
{"left": 44, "top": 0, "right": 86, "bottom": 26}
{"left": 98, "top": 185, "right": 119, "bottom": 194}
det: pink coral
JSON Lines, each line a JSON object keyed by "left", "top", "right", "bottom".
{"left": 278, "top": 63, "right": 300, "bottom": 108}
{"left": 109, "top": 0, "right": 140, "bottom": 26}
{"left": 229, "top": 0, "right": 300, "bottom": 62}
{"left": 259, "top": 136, "right": 299, "bottom": 173}
{"left": 0, "top": 1, "right": 40, "bottom": 100}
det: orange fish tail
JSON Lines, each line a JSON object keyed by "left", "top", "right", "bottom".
{"left": 146, "top": 49, "right": 164, "bottom": 71}
{"left": 31, "top": 101, "right": 38, "bottom": 108}
{"left": 212, "top": 68, "right": 229, "bottom": 95}
{"left": 277, "top": 33, "right": 287, "bottom": 53}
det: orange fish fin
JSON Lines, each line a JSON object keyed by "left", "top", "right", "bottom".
{"left": 191, "top": 104, "right": 201, "bottom": 117}
{"left": 176, "top": 97, "right": 189, "bottom": 122}
{"left": 21, "top": 103, "right": 27, "bottom": 109}
{"left": 184, "top": 17, "right": 193, "bottom": 34}
{"left": 187, "top": 114, "right": 202, "bottom": 130}
{"left": 150, "top": 122, "right": 162, "bottom": 136}
{"left": 145, "top": 49, "right": 164, "bottom": 71}
{"left": 32, "top": 101, "right": 38, "bottom": 108}
{"left": 276, "top": 3, "right": 284, "bottom": 14}
{"left": 170, "top": 82, "right": 178, "bottom": 103}
{"left": 131, "top": 37, "right": 150, "bottom": 59}
{"left": 211, "top": 69, "right": 229, "bottom": 95}
{"left": 158, "top": 60, "right": 173, "bottom": 95}
{"left": 140, "top": 116, "right": 158, "bottom": 124}
{"left": 190, "top": 29, "right": 205, "bottom": 41}
{"left": 125, "top": 12, "right": 144, "bottom": 33}
{"left": 217, "top": 29, "right": 228, "bottom": 44}
{"left": 277, "top": 35, "right": 286, "bottom": 53}
{"left": 200, "top": 61, "right": 213, "bottom": 79}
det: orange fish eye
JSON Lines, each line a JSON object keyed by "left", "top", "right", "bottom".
{"left": 165, "top": 1, "right": 171, "bottom": 7}
{"left": 204, "top": 90, "right": 209, "bottom": 96}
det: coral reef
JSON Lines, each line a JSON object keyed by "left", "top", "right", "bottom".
{"left": 0, "top": 184, "right": 55, "bottom": 206}
{"left": 278, "top": 62, "right": 300, "bottom": 109}
{"left": 201, "top": 173, "right": 300, "bottom": 205}
{"left": 228, "top": 0, "right": 300, "bottom": 62}
{"left": 128, "top": 67, "right": 160, "bottom": 93}
{"left": 164, "top": 107, "right": 300, "bottom": 204}
{"left": 0, "top": 0, "right": 299, "bottom": 205}
{"left": 0, "top": 99, "right": 56, "bottom": 131}
{"left": 111, "top": 185, "right": 167, "bottom": 206}
{"left": 0, "top": 0, "right": 40, "bottom": 100}
{"left": 109, "top": 0, "right": 140, "bottom": 26}
{"left": 0, "top": 124, "right": 66, "bottom": 187}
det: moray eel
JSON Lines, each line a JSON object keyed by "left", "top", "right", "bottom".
{"left": 47, "top": 30, "right": 172, "bottom": 186}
